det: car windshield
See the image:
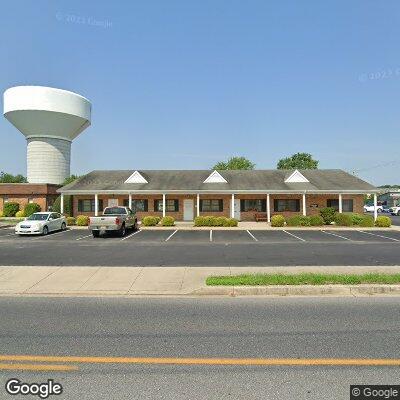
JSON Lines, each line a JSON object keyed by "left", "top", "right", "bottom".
{"left": 103, "top": 207, "right": 127, "bottom": 215}
{"left": 27, "top": 214, "right": 49, "bottom": 221}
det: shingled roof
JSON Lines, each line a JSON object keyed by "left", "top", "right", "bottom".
{"left": 58, "top": 169, "right": 377, "bottom": 194}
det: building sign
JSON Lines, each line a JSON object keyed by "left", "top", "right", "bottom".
{"left": 310, "top": 204, "right": 319, "bottom": 208}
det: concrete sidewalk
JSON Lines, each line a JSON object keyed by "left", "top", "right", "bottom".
{"left": 1, "top": 265, "right": 400, "bottom": 297}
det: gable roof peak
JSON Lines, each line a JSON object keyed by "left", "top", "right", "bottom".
{"left": 124, "top": 170, "right": 148, "bottom": 184}
{"left": 284, "top": 169, "right": 309, "bottom": 183}
{"left": 203, "top": 170, "right": 228, "bottom": 183}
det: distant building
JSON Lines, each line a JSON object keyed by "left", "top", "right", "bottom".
{"left": 378, "top": 189, "right": 400, "bottom": 207}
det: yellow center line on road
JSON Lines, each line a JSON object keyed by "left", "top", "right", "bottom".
{"left": 0, "top": 363, "right": 78, "bottom": 371}
{"left": 1, "top": 355, "right": 400, "bottom": 367}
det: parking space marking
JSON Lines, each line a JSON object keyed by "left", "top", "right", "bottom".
{"left": 121, "top": 229, "right": 142, "bottom": 241}
{"left": 32, "top": 230, "right": 70, "bottom": 241}
{"left": 321, "top": 230, "right": 352, "bottom": 241}
{"left": 357, "top": 230, "right": 400, "bottom": 242}
{"left": 282, "top": 230, "right": 306, "bottom": 242}
{"left": 76, "top": 234, "right": 93, "bottom": 241}
{"left": 210, "top": 230, "right": 213, "bottom": 242}
{"left": 165, "top": 230, "right": 178, "bottom": 242}
{"left": 246, "top": 230, "right": 258, "bottom": 241}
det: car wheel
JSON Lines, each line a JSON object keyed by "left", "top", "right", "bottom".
{"left": 397, "top": 211, "right": 400, "bottom": 216}
{"left": 92, "top": 230, "right": 100, "bottom": 238}
{"left": 119, "top": 224, "right": 126, "bottom": 237}
{"left": 42, "top": 226, "right": 48, "bottom": 236}
{"left": 61, "top": 222, "right": 66, "bottom": 231}
{"left": 377, "top": 208, "right": 382, "bottom": 213}
{"left": 133, "top": 219, "right": 138, "bottom": 231}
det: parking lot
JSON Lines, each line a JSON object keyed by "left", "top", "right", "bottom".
{"left": 1, "top": 227, "right": 400, "bottom": 267}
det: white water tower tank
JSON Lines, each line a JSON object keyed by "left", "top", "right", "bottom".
{"left": 3, "top": 86, "right": 91, "bottom": 184}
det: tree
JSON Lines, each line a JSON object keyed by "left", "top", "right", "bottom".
{"left": 0, "top": 171, "right": 27, "bottom": 183}
{"left": 212, "top": 157, "right": 255, "bottom": 170}
{"left": 62, "top": 174, "right": 81, "bottom": 186}
{"left": 277, "top": 153, "right": 318, "bottom": 170}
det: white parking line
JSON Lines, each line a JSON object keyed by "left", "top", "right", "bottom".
{"left": 32, "top": 230, "right": 70, "bottom": 240}
{"left": 76, "top": 234, "right": 93, "bottom": 241}
{"left": 282, "top": 230, "right": 306, "bottom": 242}
{"left": 246, "top": 230, "right": 258, "bottom": 241}
{"left": 321, "top": 230, "right": 352, "bottom": 241}
{"left": 165, "top": 230, "right": 178, "bottom": 242}
{"left": 210, "top": 230, "right": 213, "bottom": 242}
{"left": 121, "top": 229, "right": 142, "bottom": 241}
{"left": 357, "top": 230, "right": 400, "bottom": 242}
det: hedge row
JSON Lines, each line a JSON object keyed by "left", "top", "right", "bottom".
{"left": 1, "top": 202, "right": 42, "bottom": 217}
{"left": 194, "top": 216, "right": 238, "bottom": 227}
{"left": 142, "top": 216, "right": 175, "bottom": 227}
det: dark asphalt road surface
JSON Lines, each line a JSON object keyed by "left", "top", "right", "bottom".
{"left": 0, "top": 297, "right": 400, "bottom": 399}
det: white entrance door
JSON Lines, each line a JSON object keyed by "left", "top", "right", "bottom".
{"left": 108, "top": 198, "right": 118, "bottom": 207}
{"left": 183, "top": 199, "right": 194, "bottom": 221}
{"left": 234, "top": 199, "right": 241, "bottom": 220}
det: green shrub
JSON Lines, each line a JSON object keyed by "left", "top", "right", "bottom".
{"left": 15, "top": 210, "right": 26, "bottom": 218}
{"left": 24, "top": 202, "right": 41, "bottom": 216}
{"left": 271, "top": 215, "right": 285, "bottom": 227}
{"left": 375, "top": 216, "right": 391, "bottom": 227}
{"left": 223, "top": 218, "right": 238, "bottom": 227}
{"left": 66, "top": 217, "right": 76, "bottom": 226}
{"left": 203, "top": 216, "right": 216, "bottom": 226}
{"left": 194, "top": 216, "right": 206, "bottom": 226}
{"left": 154, "top": 216, "right": 161, "bottom": 224}
{"left": 52, "top": 195, "right": 72, "bottom": 216}
{"left": 286, "top": 215, "right": 311, "bottom": 227}
{"left": 358, "top": 215, "right": 374, "bottom": 227}
{"left": 76, "top": 215, "right": 90, "bottom": 226}
{"left": 335, "top": 213, "right": 353, "bottom": 226}
{"left": 142, "top": 216, "right": 159, "bottom": 226}
{"left": 320, "top": 207, "right": 337, "bottom": 224}
{"left": 3, "top": 202, "right": 20, "bottom": 217}
{"left": 161, "top": 216, "right": 175, "bottom": 226}
{"left": 310, "top": 215, "right": 324, "bottom": 226}
{"left": 0, "top": 211, "right": 3, "bottom": 218}
{"left": 350, "top": 213, "right": 364, "bottom": 225}
{"left": 213, "top": 216, "right": 227, "bottom": 226}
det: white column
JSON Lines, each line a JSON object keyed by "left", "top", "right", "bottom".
{"left": 129, "top": 193, "right": 132, "bottom": 210}
{"left": 162, "top": 194, "right": 166, "bottom": 217}
{"left": 338, "top": 193, "right": 343, "bottom": 213}
{"left": 373, "top": 193, "right": 378, "bottom": 221}
{"left": 60, "top": 193, "right": 64, "bottom": 214}
{"left": 267, "top": 194, "right": 271, "bottom": 223}
{"left": 196, "top": 194, "right": 200, "bottom": 217}
{"left": 231, "top": 194, "right": 235, "bottom": 218}
{"left": 94, "top": 194, "right": 99, "bottom": 216}
{"left": 302, "top": 193, "right": 306, "bottom": 216}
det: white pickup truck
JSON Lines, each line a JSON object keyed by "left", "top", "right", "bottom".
{"left": 88, "top": 206, "right": 138, "bottom": 238}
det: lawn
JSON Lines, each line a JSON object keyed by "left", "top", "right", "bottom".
{"left": 206, "top": 273, "right": 400, "bottom": 286}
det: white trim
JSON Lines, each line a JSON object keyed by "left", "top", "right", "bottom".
{"left": 203, "top": 170, "right": 227, "bottom": 183}
{"left": 284, "top": 170, "right": 309, "bottom": 183}
{"left": 196, "top": 194, "right": 200, "bottom": 217}
{"left": 302, "top": 193, "right": 306, "bottom": 216}
{"left": 129, "top": 193, "right": 132, "bottom": 210}
{"left": 60, "top": 194, "right": 64, "bottom": 214}
{"left": 162, "top": 194, "right": 166, "bottom": 218}
{"left": 124, "top": 171, "right": 148, "bottom": 184}
{"left": 338, "top": 193, "right": 343, "bottom": 213}
{"left": 231, "top": 194, "right": 235, "bottom": 218}
{"left": 95, "top": 194, "right": 99, "bottom": 216}
{"left": 373, "top": 193, "right": 378, "bottom": 221}
{"left": 267, "top": 194, "right": 271, "bottom": 223}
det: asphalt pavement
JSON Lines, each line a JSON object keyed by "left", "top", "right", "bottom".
{"left": 0, "top": 228, "right": 400, "bottom": 266}
{"left": 0, "top": 297, "right": 399, "bottom": 399}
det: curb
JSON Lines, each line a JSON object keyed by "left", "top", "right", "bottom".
{"left": 192, "top": 284, "right": 400, "bottom": 297}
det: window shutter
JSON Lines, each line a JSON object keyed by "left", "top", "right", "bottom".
{"left": 99, "top": 200, "right": 103, "bottom": 211}
{"left": 144, "top": 200, "right": 148, "bottom": 212}
{"left": 154, "top": 200, "right": 159, "bottom": 212}
{"left": 240, "top": 200, "right": 245, "bottom": 212}
{"left": 219, "top": 199, "right": 223, "bottom": 212}
{"left": 200, "top": 200, "right": 203, "bottom": 212}
{"left": 174, "top": 200, "right": 179, "bottom": 212}
{"left": 273, "top": 200, "right": 278, "bottom": 212}
{"left": 295, "top": 200, "right": 300, "bottom": 212}
{"left": 261, "top": 199, "right": 266, "bottom": 212}
{"left": 78, "top": 200, "right": 82, "bottom": 212}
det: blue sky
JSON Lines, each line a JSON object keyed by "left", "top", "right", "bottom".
{"left": 1, "top": 0, "right": 400, "bottom": 185}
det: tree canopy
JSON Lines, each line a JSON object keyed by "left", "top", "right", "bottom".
{"left": 277, "top": 153, "right": 318, "bottom": 170}
{"left": 212, "top": 156, "right": 255, "bottom": 170}
{"left": 0, "top": 171, "right": 27, "bottom": 183}
{"left": 62, "top": 174, "right": 81, "bottom": 186}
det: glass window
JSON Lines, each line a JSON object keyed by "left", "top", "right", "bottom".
{"left": 103, "top": 207, "right": 127, "bottom": 215}
{"left": 123, "top": 199, "right": 148, "bottom": 212}
{"left": 78, "top": 199, "right": 103, "bottom": 212}
{"left": 200, "top": 199, "right": 223, "bottom": 212}
{"left": 154, "top": 199, "right": 179, "bottom": 212}
{"left": 273, "top": 199, "right": 300, "bottom": 212}
{"left": 240, "top": 199, "right": 266, "bottom": 212}
{"left": 27, "top": 213, "right": 49, "bottom": 221}
{"left": 327, "top": 199, "right": 353, "bottom": 212}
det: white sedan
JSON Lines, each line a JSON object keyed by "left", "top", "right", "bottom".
{"left": 15, "top": 212, "right": 67, "bottom": 236}
{"left": 363, "top": 204, "right": 383, "bottom": 213}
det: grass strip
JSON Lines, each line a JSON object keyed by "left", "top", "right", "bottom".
{"left": 206, "top": 273, "right": 400, "bottom": 286}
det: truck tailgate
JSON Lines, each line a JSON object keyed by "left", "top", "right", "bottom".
{"left": 89, "top": 217, "right": 118, "bottom": 228}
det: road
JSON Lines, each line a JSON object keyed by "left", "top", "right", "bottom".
{"left": 1, "top": 228, "right": 400, "bottom": 266}
{"left": 0, "top": 297, "right": 400, "bottom": 399}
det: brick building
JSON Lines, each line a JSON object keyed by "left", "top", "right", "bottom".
{"left": 0, "top": 183, "right": 60, "bottom": 214}
{"left": 57, "top": 169, "right": 378, "bottom": 221}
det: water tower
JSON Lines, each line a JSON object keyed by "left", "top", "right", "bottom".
{"left": 3, "top": 86, "right": 91, "bottom": 184}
